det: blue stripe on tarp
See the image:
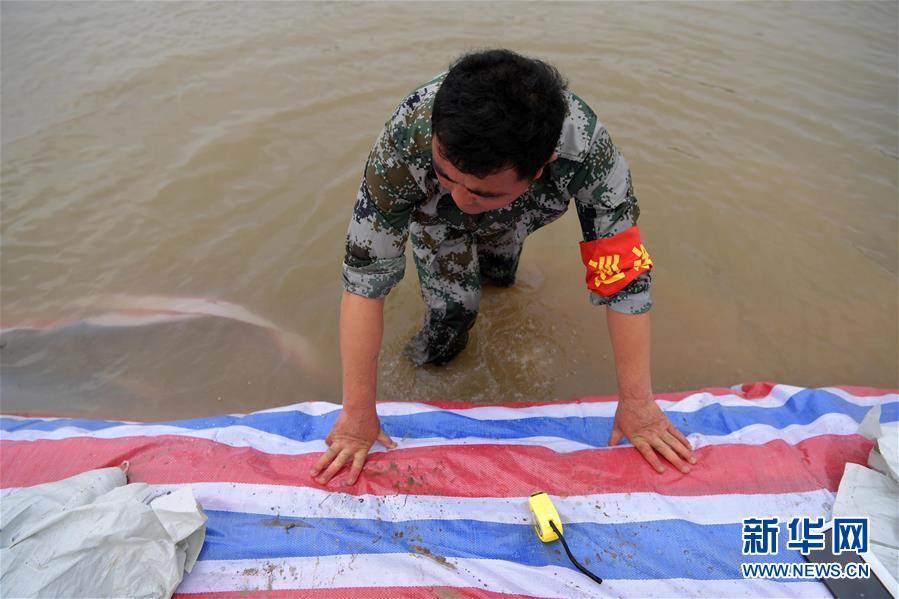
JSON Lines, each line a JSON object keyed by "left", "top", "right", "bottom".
{"left": 197, "top": 510, "right": 806, "bottom": 580}
{"left": 2, "top": 393, "right": 895, "bottom": 449}
{"left": 880, "top": 401, "right": 898, "bottom": 423}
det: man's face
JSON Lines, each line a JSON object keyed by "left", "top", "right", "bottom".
{"left": 431, "top": 135, "right": 549, "bottom": 215}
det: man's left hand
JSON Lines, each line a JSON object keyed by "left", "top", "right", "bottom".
{"left": 608, "top": 398, "right": 696, "bottom": 474}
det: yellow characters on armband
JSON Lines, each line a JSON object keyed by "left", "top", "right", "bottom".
{"left": 579, "top": 226, "right": 652, "bottom": 296}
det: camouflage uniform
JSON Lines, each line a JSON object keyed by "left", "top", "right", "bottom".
{"left": 342, "top": 75, "right": 651, "bottom": 365}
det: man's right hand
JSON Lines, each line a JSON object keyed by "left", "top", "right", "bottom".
{"left": 310, "top": 408, "right": 396, "bottom": 486}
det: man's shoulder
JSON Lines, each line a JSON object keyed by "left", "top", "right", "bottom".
{"left": 555, "top": 90, "right": 602, "bottom": 164}
{"left": 385, "top": 74, "right": 445, "bottom": 161}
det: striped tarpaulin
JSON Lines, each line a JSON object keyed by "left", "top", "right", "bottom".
{"left": 2, "top": 383, "right": 896, "bottom": 598}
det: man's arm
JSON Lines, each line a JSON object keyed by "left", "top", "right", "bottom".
{"left": 562, "top": 95, "right": 695, "bottom": 473}
{"left": 310, "top": 291, "right": 395, "bottom": 485}
{"left": 314, "top": 85, "right": 434, "bottom": 485}
{"left": 606, "top": 308, "right": 695, "bottom": 473}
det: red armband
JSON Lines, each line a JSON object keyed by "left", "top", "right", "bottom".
{"left": 579, "top": 226, "right": 653, "bottom": 296}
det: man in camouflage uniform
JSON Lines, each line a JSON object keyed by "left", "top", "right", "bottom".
{"left": 311, "top": 50, "right": 695, "bottom": 486}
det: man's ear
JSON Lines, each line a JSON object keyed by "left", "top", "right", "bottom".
{"left": 532, "top": 153, "right": 558, "bottom": 181}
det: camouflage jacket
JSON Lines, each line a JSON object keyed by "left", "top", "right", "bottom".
{"left": 342, "top": 75, "right": 652, "bottom": 314}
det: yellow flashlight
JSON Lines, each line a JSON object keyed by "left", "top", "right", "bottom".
{"left": 527, "top": 490, "right": 603, "bottom": 585}
{"left": 529, "top": 491, "right": 563, "bottom": 542}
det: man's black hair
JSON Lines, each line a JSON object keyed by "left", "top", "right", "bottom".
{"left": 431, "top": 49, "right": 568, "bottom": 180}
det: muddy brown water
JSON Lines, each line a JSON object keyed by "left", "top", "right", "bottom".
{"left": 1, "top": 2, "right": 896, "bottom": 420}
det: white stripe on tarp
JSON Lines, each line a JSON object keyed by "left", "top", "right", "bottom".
{"left": 262, "top": 384, "right": 894, "bottom": 419}
{"left": 821, "top": 387, "right": 898, "bottom": 405}
{"left": 0, "top": 412, "right": 867, "bottom": 456}
{"left": 176, "top": 555, "right": 829, "bottom": 598}
{"left": 0, "top": 424, "right": 329, "bottom": 452}
{"left": 0, "top": 425, "right": 589, "bottom": 453}
{"left": 150, "top": 482, "right": 834, "bottom": 527}
{"left": 688, "top": 413, "right": 863, "bottom": 449}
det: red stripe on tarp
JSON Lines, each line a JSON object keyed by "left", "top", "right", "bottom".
{"left": 737, "top": 382, "right": 897, "bottom": 399}
{"left": 0, "top": 434, "right": 871, "bottom": 497}
{"left": 830, "top": 385, "right": 899, "bottom": 396}
{"left": 175, "top": 586, "right": 538, "bottom": 598}
{"left": 740, "top": 382, "right": 777, "bottom": 399}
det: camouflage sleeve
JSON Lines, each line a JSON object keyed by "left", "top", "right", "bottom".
{"left": 342, "top": 121, "right": 426, "bottom": 299}
{"left": 569, "top": 125, "right": 652, "bottom": 315}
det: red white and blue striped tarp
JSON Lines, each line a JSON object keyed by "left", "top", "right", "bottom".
{"left": 2, "top": 383, "right": 896, "bottom": 598}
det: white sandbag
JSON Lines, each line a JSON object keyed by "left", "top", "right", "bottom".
{"left": 0, "top": 467, "right": 206, "bottom": 598}
{"left": 833, "top": 405, "right": 899, "bottom": 597}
